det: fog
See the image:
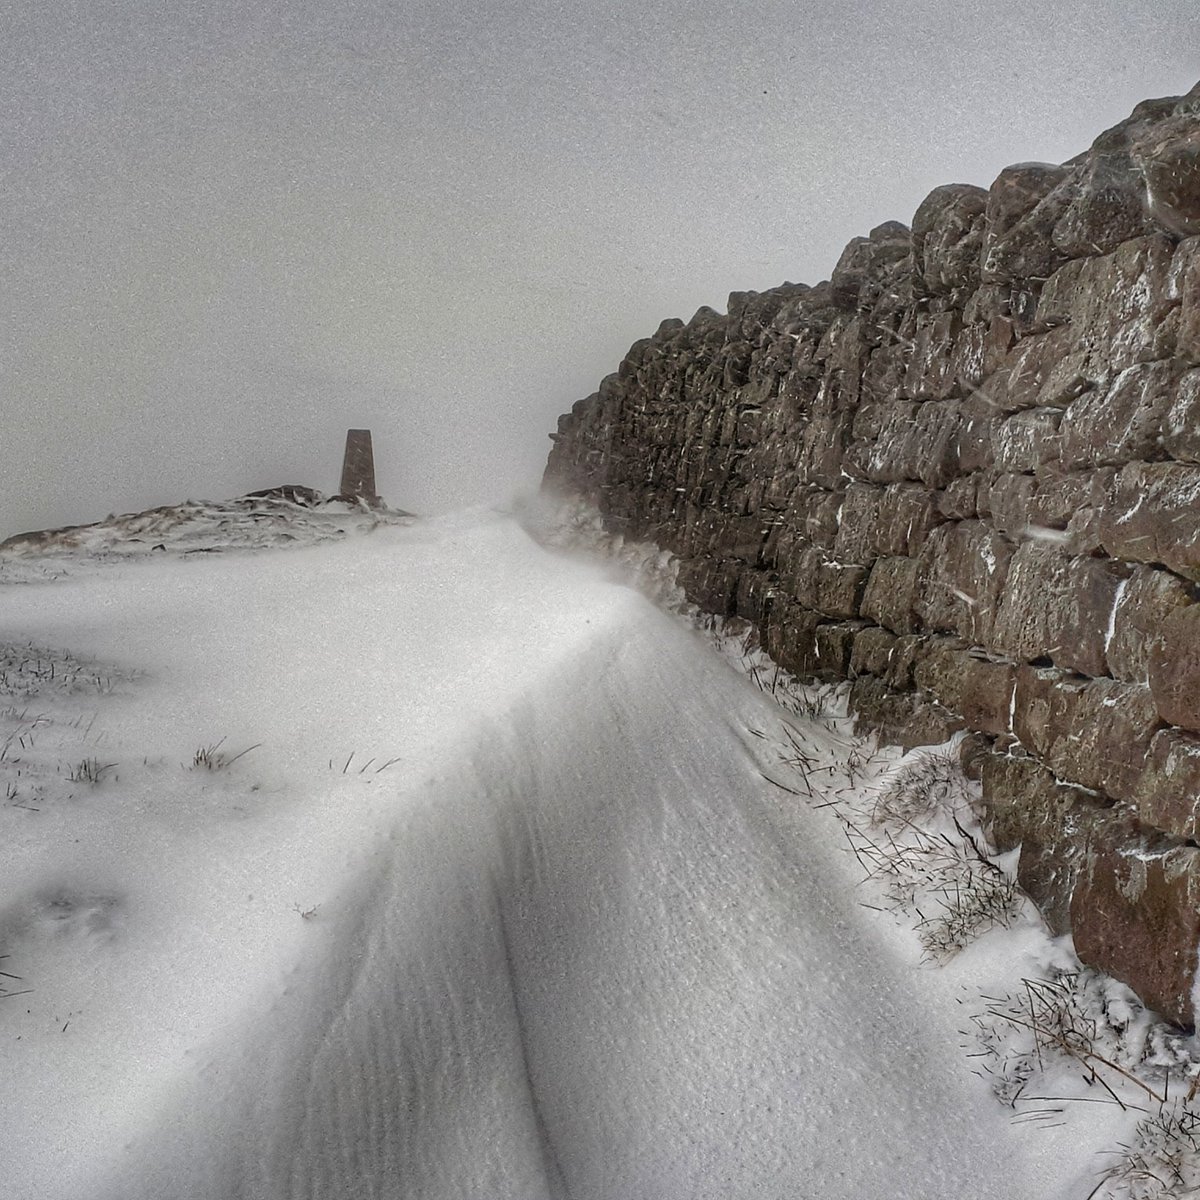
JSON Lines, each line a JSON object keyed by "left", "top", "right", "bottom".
{"left": 3, "top": 1, "right": 1197, "bottom": 539}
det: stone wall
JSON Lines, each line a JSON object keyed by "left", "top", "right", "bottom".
{"left": 544, "top": 82, "right": 1200, "bottom": 1027}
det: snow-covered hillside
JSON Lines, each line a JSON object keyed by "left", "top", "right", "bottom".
{"left": 0, "top": 503, "right": 1185, "bottom": 1198}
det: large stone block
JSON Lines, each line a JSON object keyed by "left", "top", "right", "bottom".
{"left": 902, "top": 311, "right": 961, "bottom": 400}
{"left": 991, "top": 543, "right": 1124, "bottom": 677}
{"left": 849, "top": 624, "right": 899, "bottom": 679}
{"left": 911, "top": 184, "right": 988, "bottom": 295}
{"left": 1013, "top": 667, "right": 1161, "bottom": 801}
{"left": 1052, "top": 153, "right": 1157, "bottom": 258}
{"left": 849, "top": 676, "right": 965, "bottom": 751}
{"left": 1135, "top": 727, "right": 1200, "bottom": 840}
{"left": 916, "top": 521, "right": 1013, "bottom": 645}
{"left": 1174, "top": 238, "right": 1200, "bottom": 364}
{"left": 833, "top": 481, "right": 940, "bottom": 562}
{"left": 861, "top": 556, "right": 923, "bottom": 635}
{"left": 912, "top": 641, "right": 1016, "bottom": 735}
{"left": 980, "top": 162, "right": 1072, "bottom": 285}
{"left": 797, "top": 411, "right": 852, "bottom": 488}
{"left": 1098, "top": 463, "right": 1200, "bottom": 578}
{"left": 764, "top": 598, "right": 823, "bottom": 679}
{"left": 734, "top": 569, "right": 775, "bottom": 626}
{"left": 976, "top": 324, "right": 1079, "bottom": 414}
{"left": 981, "top": 751, "right": 1118, "bottom": 935}
{"left": 980, "top": 168, "right": 1072, "bottom": 285}
{"left": 854, "top": 400, "right": 963, "bottom": 488}
{"left": 990, "top": 407, "right": 1063, "bottom": 473}
{"left": 831, "top": 483, "right": 883, "bottom": 565}
{"left": 789, "top": 544, "right": 869, "bottom": 619}
{"left": 1164, "top": 369, "right": 1200, "bottom": 460}
{"left": 1148, "top": 604, "right": 1200, "bottom": 732}
{"left": 1064, "top": 236, "right": 1178, "bottom": 374}
{"left": 1132, "top": 114, "right": 1200, "bottom": 237}
{"left": 1058, "top": 361, "right": 1181, "bottom": 470}
{"left": 830, "top": 236, "right": 874, "bottom": 310}
{"left": 938, "top": 475, "right": 980, "bottom": 521}
{"left": 675, "top": 555, "right": 741, "bottom": 615}
{"left": 813, "top": 621, "right": 867, "bottom": 679}
{"left": 1073, "top": 841, "right": 1200, "bottom": 1028}
{"left": 1108, "top": 565, "right": 1194, "bottom": 685}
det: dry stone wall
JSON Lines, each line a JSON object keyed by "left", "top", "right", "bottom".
{"left": 544, "top": 82, "right": 1200, "bottom": 1027}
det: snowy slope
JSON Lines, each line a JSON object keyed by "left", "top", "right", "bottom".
{"left": 0, "top": 507, "right": 1134, "bottom": 1198}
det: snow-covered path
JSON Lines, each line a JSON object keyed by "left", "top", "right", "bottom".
{"left": 1, "top": 511, "right": 1081, "bottom": 1198}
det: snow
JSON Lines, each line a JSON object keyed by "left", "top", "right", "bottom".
{"left": 0, "top": 504, "right": 1174, "bottom": 1198}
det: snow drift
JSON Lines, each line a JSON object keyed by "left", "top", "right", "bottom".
{"left": 1, "top": 509, "right": 1083, "bottom": 1198}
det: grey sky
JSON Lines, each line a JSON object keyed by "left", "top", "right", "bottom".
{"left": 3, "top": 2, "right": 1197, "bottom": 538}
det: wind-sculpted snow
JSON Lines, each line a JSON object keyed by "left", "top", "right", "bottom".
{"left": 1, "top": 511, "right": 1080, "bottom": 1198}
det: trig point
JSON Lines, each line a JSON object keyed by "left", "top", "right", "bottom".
{"left": 339, "top": 429, "right": 380, "bottom": 507}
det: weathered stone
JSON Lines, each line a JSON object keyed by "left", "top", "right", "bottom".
{"left": 916, "top": 521, "right": 1013, "bottom": 645}
{"left": 902, "top": 311, "right": 961, "bottom": 400}
{"left": 849, "top": 676, "right": 965, "bottom": 751}
{"left": 813, "top": 621, "right": 866, "bottom": 679}
{"left": 981, "top": 162, "right": 1073, "bottom": 281}
{"left": 797, "top": 411, "right": 852, "bottom": 488}
{"left": 1108, "top": 565, "right": 1194, "bottom": 684}
{"left": 833, "top": 481, "right": 940, "bottom": 563}
{"left": 1052, "top": 153, "right": 1157, "bottom": 259}
{"left": 849, "top": 624, "right": 898, "bottom": 678}
{"left": 675, "top": 555, "right": 740, "bottom": 615}
{"left": 911, "top": 184, "right": 988, "bottom": 295}
{"left": 764, "top": 598, "right": 823, "bottom": 679}
{"left": 734, "top": 569, "right": 775, "bottom": 625}
{"left": 1073, "top": 841, "right": 1200, "bottom": 1027}
{"left": 1164, "top": 369, "right": 1200, "bottom": 460}
{"left": 861, "top": 556, "right": 923, "bottom": 635}
{"left": 854, "top": 400, "right": 963, "bottom": 488}
{"left": 938, "top": 475, "right": 979, "bottom": 520}
{"left": 912, "top": 641, "right": 1016, "bottom": 735}
{"left": 790, "top": 544, "right": 869, "bottom": 619}
{"left": 1034, "top": 258, "right": 1089, "bottom": 332}
{"left": 1174, "top": 238, "right": 1200, "bottom": 364}
{"left": 1012, "top": 667, "right": 1161, "bottom": 801}
{"left": 881, "top": 633, "right": 930, "bottom": 690}
{"left": 1062, "top": 236, "right": 1178, "bottom": 378}
{"left": 958, "top": 731, "right": 993, "bottom": 781}
{"left": 831, "top": 483, "right": 883, "bottom": 565}
{"left": 981, "top": 169, "right": 1072, "bottom": 285}
{"left": 1148, "top": 604, "right": 1200, "bottom": 732}
{"left": 1132, "top": 114, "right": 1200, "bottom": 237}
{"left": 1058, "top": 361, "right": 1180, "bottom": 470}
{"left": 981, "top": 750, "right": 1119, "bottom": 935}
{"left": 1098, "top": 463, "right": 1200, "bottom": 578}
{"left": 976, "top": 325, "right": 1079, "bottom": 414}
{"left": 831, "top": 236, "right": 874, "bottom": 309}
{"left": 991, "top": 543, "right": 1123, "bottom": 677}
{"left": 1134, "top": 727, "right": 1200, "bottom": 840}
{"left": 990, "top": 407, "right": 1063, "bottom": 473}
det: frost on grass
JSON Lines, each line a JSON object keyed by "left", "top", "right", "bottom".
{"left": 869, "top": 748, "right": 978, "bottom": 826}
{"left": 1096, "top": 1107, "right": 1200, "bottom": 1199}
{"left": 0, "top": 642, "right": 136, "bottom": 697}
{"left": 967, "top": 967, "right": 1200, "bottom": 1196}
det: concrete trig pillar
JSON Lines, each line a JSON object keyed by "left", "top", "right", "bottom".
{"left": 340, "top": 429, "right": 379, "bottom": 506}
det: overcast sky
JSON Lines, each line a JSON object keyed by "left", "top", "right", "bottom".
{"left": 2, "top": 2, "right": 1197, "bottom": 538}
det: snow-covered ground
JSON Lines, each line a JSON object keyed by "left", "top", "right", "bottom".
{"left": 0, "top": 502, "right": 1188, "bottom": 1198}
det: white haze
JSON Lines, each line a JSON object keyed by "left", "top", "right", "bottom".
{"left": 3, "top": 1, "right": 1198, "bottom": 538}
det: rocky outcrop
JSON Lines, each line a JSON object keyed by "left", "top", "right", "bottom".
{"left": 544, "top": 81, "right": 1200, "bottom": 1027}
